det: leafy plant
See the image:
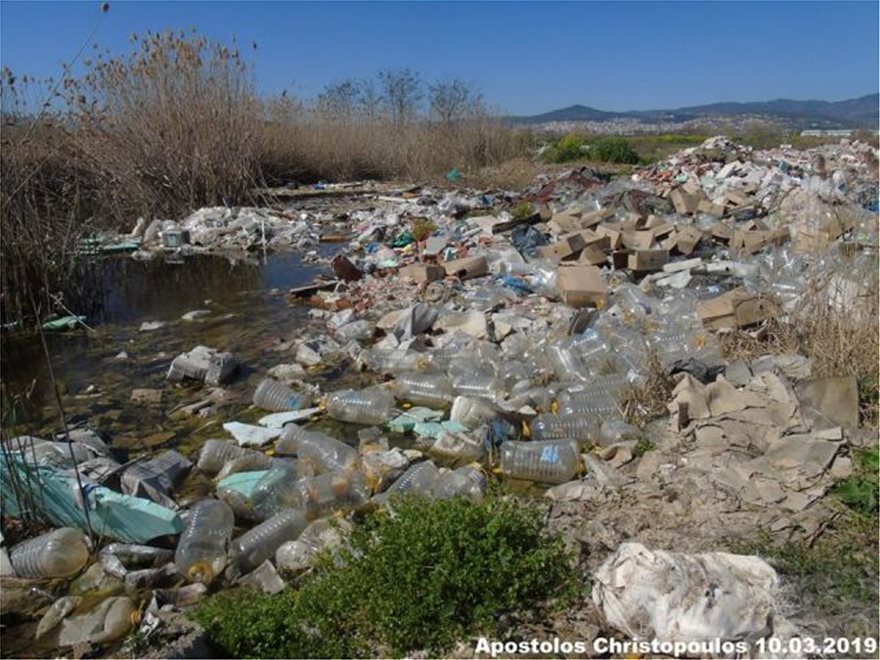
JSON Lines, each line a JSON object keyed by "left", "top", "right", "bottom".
{"left": 411, "top": 217, "right": 436, "bottom": 242}
{"left": 588, "top": 137, "right": 639, "bottom": 164}
{"left": 542, "top": 133, "right": 586, "bottom": 163}
{"left": 511, "top": 201, "right": 534, "bottom": 220}
{"left": 195, "top": 495, "right": 577, "bottom": 657}
{"left": 834, "top": 448, "right": 879, "bottom": 516}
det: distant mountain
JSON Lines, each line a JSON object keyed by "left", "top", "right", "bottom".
{"left": 509, "top": 94, "right": 879, "bottom": 129}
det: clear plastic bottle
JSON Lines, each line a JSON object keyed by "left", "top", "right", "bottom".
{"left": 364, "top": 348, "right": 424, "bottom": 375}
{"left": 9, "top": 527, "right": 90, "bottom": 578}
{"left": 277, "top": 424, "right": 359, "bottom": 473}
{"left": 252, "top": 378, "right": 314, "bottom": 412}
{"left": 530, "top": 414, "right": 599, "bottom": 443}
{"left": 231, "top": 509, "right": 309, "bottom": 573}
{"left": 174, "top": 499, "right": 235, "bottom": 584}
{"left": 451, "top": 374, "right": 502, "bottom": 401}
{"left": 499, "top": 440, "right": 580, "bottom": 484}
{"left": 326, "top": 387, "right": 394, "bottom": 425}
{"left": 293, "top": 470, "right": 370, "bottom": 520}
{"left": 393, "top": 373, "right": 453, "bottom": 408}
{"left": 251, "top": 463, "right": 302, "bottom": 520}
{"left": 547, "top": 339, "right": 589, "bottom": 382}
{"left": 215, "top": 452, "right": 277, "bottom": 481}
{"left": 430, "top": 465, "right": 487, "bottom": 501}
{"left": 376, "top": 461, "right": 440, "bottom": 504}
{"left": 196, "top": 439, "right": 251, "bottom": 475}
{"left": 556, "top": 391, "right": 621, "bottom": 418}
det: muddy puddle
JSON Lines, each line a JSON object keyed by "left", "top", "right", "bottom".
{"left": 0, "top": 250, "right": 352, "bottom": 455}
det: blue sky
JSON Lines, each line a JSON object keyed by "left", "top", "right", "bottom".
{"left": 1, "top": 1, "right": 877, "bottom": 115}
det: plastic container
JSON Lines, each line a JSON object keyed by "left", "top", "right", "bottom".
{"left": 252, "top": 378, "right": 313, "bottom": 412}
{"left": 547, "top": 339, "right": 589, "bottom": 382}
{"left": 451, "top": 375, "right": 502, "bottom": 401}
{"left": 364, "top": 348, "right": 424, "bottom": 375}
{"left": 377, "top": 461, "right": 440, "bottom": 503}
{"left": 293, "top": 470, "right": 370, "bottom": 520}
{"left": 9, "top": 527, "right": 90, "bottom": 578}
{"left": 250, "top": 463, "right": 302, "bottom": 520}
{"left": 430, "top": 465, "right": 487, "bottom": 501}
{"left": 530, "top": 414, "right": 599, "bottom": 443}
{"left": 231, "top": 509, "right": 309, "bottom": 573}
{"left": 196, "top": 440, "right": 251, "bottom": 475}
{"left": 394, "top": 373, "right": 453, "bottom": 408}
{"left": 215, "top": 452, "right": 277, "bottom": 481}
{"left": 275, "top": 519, "right": 348, "bottom": 575}
{"left": 277, "top": 425, "right": 359, "bottom": 473}
{"left": 174, "top": 499, "right": 235, "bottom": 584}
{"left": 326, "top": 387, "right": 394, "bottom": 425}
{"left": 499, "top": 440, "right": 580, "bottom": 484}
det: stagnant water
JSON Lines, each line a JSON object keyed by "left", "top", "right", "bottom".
{"left": 0, "top": 250, "right": 347, "bottom": 453}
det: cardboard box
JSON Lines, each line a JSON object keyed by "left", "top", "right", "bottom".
{"left": 709, "top": 222, "right": 734, "bottom": 243}
{"left": 442, "top": 256, "right": 488, "bottom": 280}
{"left": 612, "top": 249, "right": 669, "bottom": 272}
{"left": 400, "top": 263, "right": 446, "bottom": 283}
{"left": 697, "top": 287, "right": 773, "bottom": 329}
{"left": 578, "top": 243, "right": 608, "bottom": 266}
{"left": 675, "top": 226, "right": 704, "bottom": 255}
{"left": 595, "top": 225, "right": 624, "bottom": 250}
{"left": 536, "top": 233, "right": 587, "bottom": 263}
{"left": 556, "top": 265, "right": 606, "bottom": 307}
{"left": 732, "top": 228, "right": 789, "bottom": 254}
{"left": 669, "top": 188, "right": 701, "bottom": 215}
{"left": 697, "top": 199, "right": 725, "bottom": 217}
{"left": 622, "top": 230, "right": 655, "bottom": 251}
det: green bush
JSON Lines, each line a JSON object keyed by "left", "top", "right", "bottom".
{"left": 542, "top": 133, "right": 586, "bottom": 163}
{"left": 834, "top": 448, "right": 879, "bottom": 516}
{"left": 195, "top": 495, "right": 576, "bottom": 657}
{"left": 588, "top": 137, "right": 640, "bottom": 164}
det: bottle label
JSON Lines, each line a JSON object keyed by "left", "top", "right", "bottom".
{"left": 540, "top": 445, "right": 561, "bottom": 464}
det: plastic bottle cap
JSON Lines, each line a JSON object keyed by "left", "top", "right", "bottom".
{"left": 187, "top": 562, "right": 215, "bottom": 585}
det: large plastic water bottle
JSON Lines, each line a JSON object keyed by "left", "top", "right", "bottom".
{"left": 277, "top": 425, "right": 358, "bottom": 473}
{"left": 174, "top": 499, "right": 235, "bottom": 584}
{"left": 252, "top": 378, "right": 314, "bottom": 412}
{"left": 430, "top": 465, "right": 487, "bottom": 501}
{"left": 451, "top": 374, "right": 502, "bottom": 401}
{"left": 325, "top": 388, "right": 394, "bottom": 425}
{"left": 530, "top": 414, "right": 599, "bottom": 443}
{"left": 231, "top": 509, "right": 308, "bottom": 573}
{"left": 196, "top": 439, "right": 251, "bottom": 475}
{"left": 364, "top": 348, "right": 424, "bottom": 374}
{"left": 293, "top": 470, "right": 370, "bottom": 520}
{"left": 9, "top": 528, "right": 90, "bottom": 578}
{"left": 499, "top": 440, "right": 580, "bottom": 484}
{"left": 375, "top": 461, "right": 441, "bottom": 505}
{"left": 393, "top": 372, "right": 453, "bottom": 408}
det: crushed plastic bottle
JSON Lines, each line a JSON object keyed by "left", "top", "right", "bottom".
{"left": 252, "top": 378, "right": 313, "bottom": 412}
{"left": 430, "top": 465, "right": 487, "bottom": 501}
{"left": 394, "top": 372, "right": 453, "bottom": 408}
{"left": 499, "top": 440, "right": 581, "bottom": 484}
{"left": 231, "top": 509, "right": 309, "bottom": 573}
{"left": 326, "top": 387, "right": 394, "bottom": 425}
{"left": 530, "top": 413, "right": 600, "bottom": 443}
{"left": 293, "top": 470, "right": 370, "bottom": 520}
{"left": 215, "top": 452, "right": 277, "bottom": 481}
{"left": 375, "top": 461, "right": 441, "bottom": 505}
{"left": 451, "top": 374, "right": 502, "bottom": 401}
{"left": 277, "top": 424, "right": 359, "bottom": 473}
{"left": 196, "top": 439, "right": 252, "bottom": 475}
{"left": 9, "top": 527, "right": 90, "bottom": 578}
{"left": 174, "top": 499, "right": 235, "bottom": 584}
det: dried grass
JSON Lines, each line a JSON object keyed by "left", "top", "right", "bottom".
{"left": 620, "top": 349, "right": 677, "bottom": 427}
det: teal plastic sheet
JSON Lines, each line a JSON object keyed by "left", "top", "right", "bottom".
{"left": 1, "top": 456, "right": 182, "bottom": 542}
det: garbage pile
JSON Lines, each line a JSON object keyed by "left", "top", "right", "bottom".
{"left": 1, "top": 136, "right": 877, "bottom": 654}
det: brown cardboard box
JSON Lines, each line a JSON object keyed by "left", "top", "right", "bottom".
{"left": 675, "top": 226, "right": 704, "bottom": 254}
{"left": 578, "top": 243, "right": 608, "bottom": 266}
{"left": 622, "top": 230, "right": 655, "bottom": 250}
{"left": 580, "top": 207, "right": 615, "bottom": 226}
{"left": 595, "top": 225, "right": 624, "bottom": 250}
{"left": 630, "top": 249, "right": 669, "bottom": 271}
{"left": 709, "top": 222, "right": 734, "bottom": 243}
{"left": 669, "top": 188, "right": 701, "bottom": 215}
{"left": 557, "top": 265, "right": 606, "bottom": 307}
{"left": 536, "top": 233, "right": 587, "bottom": 263}
{"left": 733, "top": 228, "right": 789, "bottom": 254}
{"left": 400, "top": 263, "right": 446, "bottom": 283}
{"left": 648, "top": 221, "right": 675, "bottom": 239}
{"left": 442, "top": 256, "right": 488, "bottom": 280}
{"left": 697, "top": 199, "right": 725, "bottom": 217}
{"left": 722, "top": 191, "right": 752, "bottom": 208}
{"left": 547, "top": 213, "right": 583, "bottom": 234}
{"left": 697, "top": 287, "right": 773, "bottom": 329}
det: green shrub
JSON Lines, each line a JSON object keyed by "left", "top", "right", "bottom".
{"left": 195, "top": 495, "right": 576, "bottom": 657}
{"left": 588, "top": 137, "right": 640, "bottom": 164}
{"left": 511, "top": 201, "right": 534, "bottom": 219}
{"left": 834, "top": 448, "right": 879, "bottom": 516}
{"left": 542, "top": 133, "right": 586, "bottom": 163}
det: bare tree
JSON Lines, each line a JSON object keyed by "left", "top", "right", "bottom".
{"left": 429, "top": 79, "right": 484, "bottom": 128}
{"left": 317, "top": 78, "right": 360, "bottom": 118}
{"left": 357, "top": 77, "right": 383, "bottom": 121}
{"left": 377, "top": 68, "right": 422, "bottom": 126}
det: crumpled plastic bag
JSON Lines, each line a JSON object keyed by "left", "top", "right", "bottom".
{"left": 593, "top": 542, "right": 790, "bottom": 643}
